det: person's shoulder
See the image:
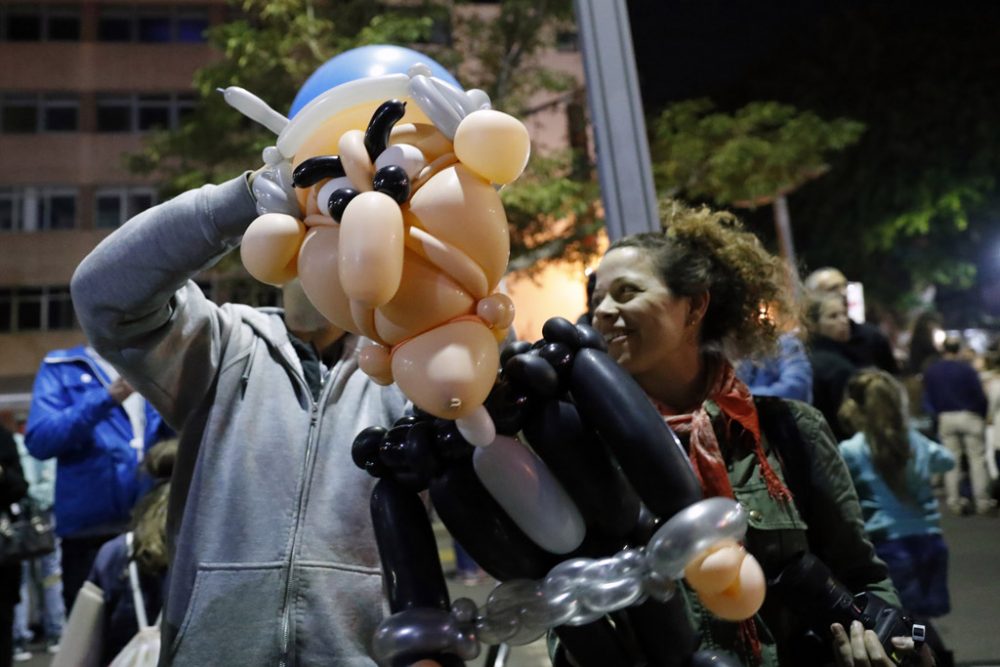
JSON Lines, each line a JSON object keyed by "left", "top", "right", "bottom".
{"left": 837, "top": 431, "right": 866, "bottom": 457}
{"left": 40, "top": 344, "right": 89, "bottom": 364}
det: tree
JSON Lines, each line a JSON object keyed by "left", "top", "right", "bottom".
{"left": 127, "top": 0, "right": 597, "bottom": 275}
{"left": 649, "top": 98, "right": 865, "bottom": 275}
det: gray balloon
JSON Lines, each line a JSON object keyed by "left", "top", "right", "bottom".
{"left": 646, "top": 497, "right": 747, "bottom": 578}
{"left": 371, "top": 608, "right": 462, "bottom": 664}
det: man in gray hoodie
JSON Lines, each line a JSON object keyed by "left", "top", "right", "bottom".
{"left": 71, "top": 172, "right": 407, "bottom": 665}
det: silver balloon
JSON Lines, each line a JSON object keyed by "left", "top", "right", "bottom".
{"left": 643, "top": 570, "right": 678, "bottom": 602}
{"left": 577, "top": 555, "right": 645, "bottom": 613}
{"left": 646, "top": 497, "right": 747, "bottom": 578}
{"left": 475, "top": 611, "right": 520, "bottom": 645}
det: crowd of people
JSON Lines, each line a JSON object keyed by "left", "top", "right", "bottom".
{"left": 0, "top": 169, "right": 995, "bottom": 667}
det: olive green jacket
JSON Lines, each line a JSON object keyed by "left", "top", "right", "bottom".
{"left": 682, "top": 398, "right": 899, "bottom": 666}
{"left": 551, "top": 399, "right": 898, "bottom": 666}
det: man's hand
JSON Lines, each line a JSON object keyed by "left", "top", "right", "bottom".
{"left": 108, "top": 377, "right": 134, "bottom": 404}
{"left": 831, "top": 621, "right": 935, "bottom": 667}
{"left": 250, "top": 146, "right": 301, "bottom": 218}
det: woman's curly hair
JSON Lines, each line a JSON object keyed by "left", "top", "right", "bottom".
{"left": 130, "top": 438, "right": 177, "bottom": 575}
{"left": 608, "top": 202, "right": 797, "bottom": 360}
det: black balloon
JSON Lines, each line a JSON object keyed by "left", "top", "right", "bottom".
{"left": 291, "top": 154, "right": 346, "bottom": 188}
{"left": 575, "top": 322, "right": 607, "bottom": 351}
{"left": 352, "top": 426, "right": 387, "bottom": 477}
{"left": 542, "top": 316, "right": 582, "bottom": 349}
{"left": 432, "top": 419, "right": 474, "bottom": 463}
{"left": 537, "top": 342, "right": 575, "bottom": 381}
{"left": 499, "top": 340, "right": 533, "bottom": 366}
{"left": 373, "top": 164, "right": 410, "bottom": 204}
{"left": 429, "top": 460, "right": 558, "bottom": 581}
{"left": 522, "top": 399, "right": 640, "bottom": 539}
{"left": 503, "top": 352, "right": 559, "bottom": 397}
{"left": 483, "top": 379, "right": 533, "bottom": 436}
{"left": 570, "top": 348, "right": 702, "bottom": 519}
{"left": 327, "top": 187, "right": 358, "bottom": 222}
{"left": 626, "top": 597, "right": 699, "bottom": 667}
{"left": 364, "top": 99, "right": 407, "bottom": 161}
{"left": 686, "top": 650, "right": 744, "bottom": 667}
{"left": 370, "top": 479, "right": 450, "bottom": 614}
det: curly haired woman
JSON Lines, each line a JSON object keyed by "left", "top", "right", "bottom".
{"left": 589, "top": 203, "right": 924, "bottom": 666}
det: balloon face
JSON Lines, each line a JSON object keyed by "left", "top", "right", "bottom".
{"left": 694, "top": 552, "right": 766, "bottom": 621}
{"left": 391, "top": 320, "right": 500, "bottom": 419}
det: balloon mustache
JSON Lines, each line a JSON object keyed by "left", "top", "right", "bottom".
{"left": 355, "top": 318, "right": 765, "bottom": 667}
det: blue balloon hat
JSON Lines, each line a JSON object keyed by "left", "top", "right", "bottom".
{"left": 289, "top": 45, "right": 462, "bottom": 117}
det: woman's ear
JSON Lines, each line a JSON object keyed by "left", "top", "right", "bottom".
{"left": 687, "top": 291, "right": 710, "bottom": 327}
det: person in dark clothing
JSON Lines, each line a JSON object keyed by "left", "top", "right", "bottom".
{"left": 806, "top": 292, "right": 859, "bottom": 440}
{"left": 0, "top": 424, "right": 29, "bottom": 667}
{"left": 923, "top": 337, "right": 994, "bottom": 515}
{"left": 805, "top": 267, "right": 899, "bottom": 374}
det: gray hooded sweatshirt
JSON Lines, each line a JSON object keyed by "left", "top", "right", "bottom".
{"left": 71, "top": 175, "right": 407, "bottom": 666}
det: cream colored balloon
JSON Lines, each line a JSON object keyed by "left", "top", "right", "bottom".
{"left": 453, "top": 109, "right": 531, "bottom": 185}
{"left": 240, "top": 213, "right": 305, "bottom": 286}
{"left": 408, "top": 164, "right": 510, "bottom": 290}
{"left": 296, "top": 227, "right": 359, "bottom": 335}
{"left": 696, "top": 552, "right": 767, "bottom": 621}
{"left": 684, "top": 540, "right": 742, "bottom": 595}
{"left": 374, "top": 251, "right": 475, "bottom": 346}
{"left": 391, "top": 320, "right": 500, "bottom": 419}
{"left": 359, "top": 343, "right": 393, "bottom": 385}
{"left": 476, "top": 293, "right": 516, "bottom": 330}
{"left": 338, "top": 191, "right": 405, "bottom": 308}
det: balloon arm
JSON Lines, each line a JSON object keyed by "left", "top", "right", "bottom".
{"left": 251, "top": 152, "right": 301, "bottom": 218}
{"left": 220, "top": 87, "right": 288, "bottom": 136}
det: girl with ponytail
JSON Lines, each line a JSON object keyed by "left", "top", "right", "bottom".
{"left": 838, "top": 369, "right": 955, "bottom": 618}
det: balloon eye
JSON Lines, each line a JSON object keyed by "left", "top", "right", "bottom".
{"left": 372, "top": 165, "right": 410, "bottom": 204}
{"left": 317, "top": 177, "right": 353, "bottom": 220}
{"left": 374, "top": 144, "right": 426, "bottom": 181}
{"left": 327, "top": 188, "right": 359, "bottom": 223}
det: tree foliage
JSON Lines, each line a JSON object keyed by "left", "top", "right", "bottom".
{"left": 127, "top": 0, "right": 593, "bottom": 271}
{"left": 650, "top": 98, "right": 864, "bottom": 209}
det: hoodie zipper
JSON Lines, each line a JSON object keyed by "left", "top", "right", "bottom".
{"left": 277, "top": 355, "right": 342, "bottom": 667}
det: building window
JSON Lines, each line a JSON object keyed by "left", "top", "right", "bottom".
{"left": 96, "top": 93, "right": 196, "bottom": 133}
{"left": 97, "top": 5, "right": 208, "bottom": 43}
{"left": 0, "top": 94, "right": 79, "bottom": 133}
{"left": 0, "top": 187, "right": 78, "bottom": 232}
{"left": 0, "top": 286, "right": 76, "bottom": 333}
{"left": 95, "top": 187, "right": 157, "bottom": 228}
{"left": 0, "top": 5, "right": 81, "bottom": 42}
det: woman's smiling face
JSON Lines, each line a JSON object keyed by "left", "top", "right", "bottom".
{"left": 591, "top": 246, "right": 696, "bottom": 377}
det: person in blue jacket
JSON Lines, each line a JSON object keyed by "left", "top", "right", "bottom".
{"left": 24, "top": 345, "right": 171, "bottom": 614}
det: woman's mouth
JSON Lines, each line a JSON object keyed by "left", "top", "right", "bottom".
{"left": 603, "top": 330, "right": 630, "bottom": 345}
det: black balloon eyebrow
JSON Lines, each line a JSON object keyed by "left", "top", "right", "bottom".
{"left": 364, "top": 99, "right": 407, "bottom": 162}
{"left": 292, "top": 155, "right": 346, "bottom": 188}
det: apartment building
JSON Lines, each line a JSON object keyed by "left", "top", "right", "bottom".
{"left": 0, "top": 0, "right": 587, "bottom": 412}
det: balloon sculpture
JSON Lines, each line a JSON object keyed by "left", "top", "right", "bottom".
{"left": 228, "top": 50, "right": 527, "bottom": 446}
{"left": 226, "top": 46, "right": 764, "bottom": 666}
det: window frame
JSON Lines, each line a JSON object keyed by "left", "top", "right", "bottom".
{"left": 0, "top": 4, "right": 81, "bottom": 42}
{"left": 0, "top": 285, "right": 77, "bottom": 333}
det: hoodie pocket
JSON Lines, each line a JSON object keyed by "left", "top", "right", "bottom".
{"left": 169, "top": 563, "right": 285, "bottom": 664}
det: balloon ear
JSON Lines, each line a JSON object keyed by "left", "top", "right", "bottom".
{"left": 240, "top": 213, "right": 305, "bottom": 286}
{"left": 453, "top": 110, "right": 531, "bottom": 184}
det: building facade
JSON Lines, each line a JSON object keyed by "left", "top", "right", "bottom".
{"left": 0, "top": 0, "right": 587, "bottom": 412}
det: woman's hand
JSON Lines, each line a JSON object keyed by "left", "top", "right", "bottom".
{"left": 831, "top": 621, "right": 936, "bottom": 667}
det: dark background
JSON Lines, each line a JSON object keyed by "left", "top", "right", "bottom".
{"left": 626, "top": 0, "right": 1000, "bottom": 327}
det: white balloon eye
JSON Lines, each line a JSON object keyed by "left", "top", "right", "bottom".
{"left": 375, "top": 144, "right": 426, "bottom": 181}
{"left": 316, "top": 176, "right": 354, "bottom": 218}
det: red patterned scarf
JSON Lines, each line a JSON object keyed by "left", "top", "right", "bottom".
{"left": 652, "top": 359, "right": 792, "bottom": 664}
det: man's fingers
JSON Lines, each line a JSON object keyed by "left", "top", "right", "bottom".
{"left": 831, "top": 623, "right": 854, "bottom": 667}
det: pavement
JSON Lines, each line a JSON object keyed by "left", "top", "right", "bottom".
{"left": 17, "top": 510, "right": 999, "bottom": 667}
